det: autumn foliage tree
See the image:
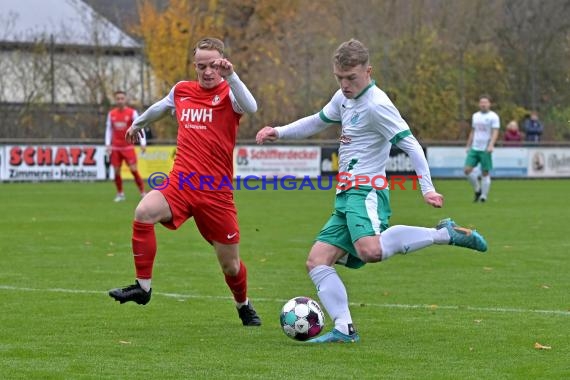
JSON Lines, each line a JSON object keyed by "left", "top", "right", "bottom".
{"left": 133, "top": 0, "right": 570, "bottom": 141}
{"left": 133, "top": 0, "right": 305, "bottom": 138}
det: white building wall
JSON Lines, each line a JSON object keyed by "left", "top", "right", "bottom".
{"left": 0, "top": 49, "right": 152, "bottom": 105}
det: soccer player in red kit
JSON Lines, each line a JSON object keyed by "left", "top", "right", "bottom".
{"left": 108, "top": 38, "right": 261, "bottom": 326}
{"left": 105, "top": 90, "right": 146, "bottom": 202}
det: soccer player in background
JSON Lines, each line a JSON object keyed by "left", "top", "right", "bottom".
{"left": 256, "top": 39, "right": 487, "bottom": 343}
{"left": 109, "top": 38, "right": 262, "bottom": 326}
{"left": 105, "top": 91, "right": 146, "bottom": 202}
{"left": 464, "top": 95, "right": 500, "bottom": 202}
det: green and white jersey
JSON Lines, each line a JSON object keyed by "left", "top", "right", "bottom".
{"left": 471, "top": 111, "right": 500, "bottom": 151}
{"left": 319, "top": 81, "right": 411, "bottom": 191}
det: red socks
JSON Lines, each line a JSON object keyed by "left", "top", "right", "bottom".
{"left": 115, "top": 170, "right": 144, "bottom": 194}
{"left": 224, "top": 261, "right": 248, "bottom": 303}
{"left": 132, "top": 220, "right": 246, "bottom": 303}
{"left": 131, "top": 170, "right": 144, "bottom": 193}
{"left": 114, "top": 173, "right": 123, "bottom": 193}
{"left": 132, "top": 221, "right": 156, "bottom": 279}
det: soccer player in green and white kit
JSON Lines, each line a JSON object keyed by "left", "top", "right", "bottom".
{"left": 256, "top": 39, "right": 488, "bottom": 343}
{"left": 464, "top": 95, "right": 500, "bottom": 202}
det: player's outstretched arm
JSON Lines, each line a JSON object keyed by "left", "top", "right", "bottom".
{"left": 396, "top": 135, "right": 443, "bottom": 208}
{"left": 372, "top": 97, "right": 443, "bottom": 207}
{"left": 256, "top": 113, "right": 333, "bottom": 145}
{"left": 125, "top": 127, "right": 145, "bottom": 145}
{"left": 423, "top": 191, "right": 444, "bottom": 208}
{"left": 126, "top": 96, "right": 173, "bottom": 144}
{"left": 256, "top": 127, "right": 279, "bottom": 144}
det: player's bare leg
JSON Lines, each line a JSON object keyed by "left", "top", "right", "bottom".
{"left": 128, "top": 162, "right": 145, "bottom": 197}
{"left": 108, "top": 190, "right": 172, "bottom": 304}
{"left": 112, "top": 165, "right": 125, "bottom": 202}
{"left": 305, "top": 242, "right": 360, "bottom": 343}
{"left": 214, "top": 242, "right": 261, "bottom": 326}
{"left": 465, "top": 166, "right": 481, "bottom": 202}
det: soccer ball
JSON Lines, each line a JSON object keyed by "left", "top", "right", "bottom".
{"left": 279, "top": 296, "right": 325, "bottom": 341}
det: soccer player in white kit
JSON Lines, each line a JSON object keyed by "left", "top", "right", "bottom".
{"left": 256, "top": 39, "right": 488, "bottom": 343}
{"left": 464, "top": 95, "right": 500, "bottom": 202}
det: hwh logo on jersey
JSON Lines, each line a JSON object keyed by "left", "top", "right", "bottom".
{"left": 180, "top": 108, "right": 213, "bottom": 123}
{"left": 113, "top": 121, "right": 128, "bottom": 129}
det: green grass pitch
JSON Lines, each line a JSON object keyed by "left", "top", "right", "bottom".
{"left": 0, "top": 179, "right": 568, "bottom": 379}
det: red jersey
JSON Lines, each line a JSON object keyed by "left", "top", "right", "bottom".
{"left": 171, "top": 80, "right": 241, "bottom": 191}
{"left": 106, "top": 107, "right": 139, "bottom": 148}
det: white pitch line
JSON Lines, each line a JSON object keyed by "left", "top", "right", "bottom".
{"left": 1, "top": 285, "right": 569, "bottom": 317}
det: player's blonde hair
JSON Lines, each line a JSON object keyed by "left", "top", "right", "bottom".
{"left": 333, "top": 39, "right": 369, "bottom": 69}
{"left": 193, "top": 37, "right": 225, "bottom": 56}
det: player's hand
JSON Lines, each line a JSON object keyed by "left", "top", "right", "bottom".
{"left": 105, "top": 145, "right": 112, "bottom": 155}
{"left": 140, "top": 146, "right": 147, "bottom": 154}
{"left": 423, "top": 191, "right": 444, "bottom": 208}
{"left": 125, "top": 126, "right": 144, "bottom": 144}
{"left": 213, "top": 58, "right": 234, "bottom": 78}
{"left": 487, "top": 145, "right": 494, "bottom": 153}
{"left": 256, "top": 127, "right": 279, "bottom": 144}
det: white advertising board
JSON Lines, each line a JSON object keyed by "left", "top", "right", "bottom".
{"left": 234, "top": 146, "right": 321, "bottom": 178}
{"left": 527, "top": 148, "right": 570, "bottom": 178}
{"left": 427, "top": 147, "right": 528, "bottom": 178}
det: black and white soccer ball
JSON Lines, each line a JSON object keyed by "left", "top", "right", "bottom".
{"left": 279, "top": 296, "right": 325, "bottom": 341}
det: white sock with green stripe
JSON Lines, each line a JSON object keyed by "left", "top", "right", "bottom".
{"left": 309, "top": 265, "right": 353, "bottom": 335}
{"left": 380, "top": 225, "right": 450, "bottom": 260}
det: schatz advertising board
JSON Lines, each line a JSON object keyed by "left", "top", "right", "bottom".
{"left": 2, "top": 145, "right": 107, "bottom": 181}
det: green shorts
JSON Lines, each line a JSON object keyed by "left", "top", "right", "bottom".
{"left": 465, "top": 149, "right": 493, "bottom": 172}
{"left": 316, "top": 186, "right": 391, "bottom": 269}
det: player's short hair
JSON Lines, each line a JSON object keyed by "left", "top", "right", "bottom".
{"left": 193, "top": 37, "right": 225, "bottom": 56}
{"left": 114, "top": 90, "right": 126, "bottom": 96}
{"left": 479, "top": 94, "right": 492, "bottom": 102}
{"left": 333, "top": 39, "right": 369, "bottom": 69}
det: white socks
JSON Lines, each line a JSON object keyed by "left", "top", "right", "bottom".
{"left": 379, "top": 225, "right": 450, "bottom": 261}
{"left": 467, "top": 171, "right": 481, "bottom": 192}
{"left": 136, "top": 278, "right": 151, "bottom": 292}
{"left": 309, "top": 265, "right": 353, "bottom": 335}
{"left": 236, "top": 299, "right": 249, "bottom": 308}
{"left": 481, "top": 175, "right": 491, "bottom": 199}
